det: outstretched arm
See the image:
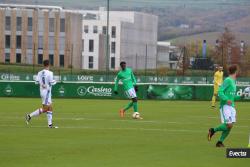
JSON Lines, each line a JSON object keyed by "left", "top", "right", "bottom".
{"left": 131, "top": 71, "right": 137, "bottom": 85}
{"left": 114, "top": 74, "right": 120, "bottom": 92}
{"left": 49, "top": 72, "right": 57, "bottom": 86}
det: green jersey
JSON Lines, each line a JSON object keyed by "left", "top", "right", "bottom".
{"left": 114, "top": 68, "right": 136, "bottom": 91}
{"left": 218, "top": 76, "right": 240, "bottom": 108}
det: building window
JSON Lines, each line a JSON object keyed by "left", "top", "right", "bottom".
{"left": 27, "top": 36, "right": 33, "bottom": 49}
{"left": 89, "top": 40, "right": 94, "bottom": 52}
{"left": 88, "top": 56, "right": 93, "bottom": 69}
{"left": 49, "top": 18, "right": 54, "bottom": 32}
{"left": 16, "top": 35, "right": 22, "bottom": 49}
{"left": 84, "top": 25, "right": 89, "bottom": 33}
{"left": 111, "top": 26, "right": 116, "bottom": 38}
{"left": 111, "top": 42, "right": 116, "bottom": 54}
{"left": 38, "top": 54, "right": 43, "bottom": 64}
{"left": 5, "top": 16, "right": 11, "bottom": 31}
{"left": 38, "top": 36, "right": 43, "bottom": 49}
{"left": 5, "top": 35, "right": 11, "bottom": 48}
{"left": 59, "top": 54, "right": 64, "bottom": 67}
{"left": 16, "top": 17, "right": 22, "bottom": 31}
{"left": 111, "top": 57, "right": 115, "bottom": 69}
{"left": 60, "top": 18, "right": 65, "bottom": 32}
{"left": 16, "top": 53, "right": 21, "bottom": 63}
{"left": 102, "top": 26, "right": 107, "bottom": 35}
{"left": 93, "top": 25, "right": 98, "bottom": 33}
{"left": 5, "top": 53, "right": 10, "bottom": 63}
{"left": 49, "top": 54, "right": 54, "bottom": 66}
{"left": 28, "top": 17, "right": 32, "bottom": 31}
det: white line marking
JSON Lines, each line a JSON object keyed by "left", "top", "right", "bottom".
{"left": 1, "top": 116, "right": 250, "bottom": 128}
{"left": 0, "top": 124, "right": 247, "bottom": 135}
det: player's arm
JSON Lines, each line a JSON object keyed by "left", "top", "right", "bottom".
{"left": 114, "top": 74, "right": 120, "bottom": 94}
{"left": 49, "top": 72, "right": 56, "bottom": 86}
{"left": 131, "top": 70, "right": 138, "bottom": 92}
{"left": 214, "top": 73, "right": 219, "bottom": 85}
{"left": 131, "top": 70, "right": 137, "bottom": 85}
{"left": 35, "top": 72, "right": 40, "bottom": 84}
{"left": 218, "top": 79, "right": 230, "bottom": 101}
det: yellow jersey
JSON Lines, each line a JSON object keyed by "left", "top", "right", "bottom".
{"left": 214, "top": 71, "right": 223, "bottom": 86}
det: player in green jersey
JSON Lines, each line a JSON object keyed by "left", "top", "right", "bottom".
{"left": 114, "top": 61, "right": 142, "bottom": 119}
{"left": 208, "top": 65, "right": 244, "bottom": 147}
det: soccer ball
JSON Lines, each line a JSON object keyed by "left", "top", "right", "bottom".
{"left": 132, "top": 112, "right": 140, "bottom": 119}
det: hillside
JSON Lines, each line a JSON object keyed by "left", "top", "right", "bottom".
{"left": 2, "top": 0, "right": 250, "bottom": 41}
{"left": 169, "top": 32, "right": 250, "bottom": 46}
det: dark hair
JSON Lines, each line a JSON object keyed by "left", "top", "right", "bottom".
{"left": 228, "top": 65, "right": 238, "bottom": 75}
{"left": 120, "top": 61, "right": 126, "bottom": 66}
{"left": 43, "top": 60, "right": 50, "bottom": 67}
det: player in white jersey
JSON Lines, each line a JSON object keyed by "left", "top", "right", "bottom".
{"left": 25, "top": 60, "right": 57, "bottom": 128}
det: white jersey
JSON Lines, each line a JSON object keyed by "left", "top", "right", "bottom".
{"left": 35, "top": 69, "right": 56, "bottom": 105}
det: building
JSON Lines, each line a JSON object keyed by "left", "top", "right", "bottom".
{"left": 0, "top": 4, "right": 82, "bottom": 69}
{"left": 81, "top": 8, "right": 158, "bottom": 70}
{"left": 157, "top": 42, "right": 181, "bottom": 69}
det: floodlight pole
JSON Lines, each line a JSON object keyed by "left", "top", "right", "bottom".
{"left": 105, "top": 0, "right": 110, "bottom": 81}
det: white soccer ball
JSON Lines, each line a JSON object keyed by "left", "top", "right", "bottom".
{"left": 132, "top": 112, "right": 140, "bottom": 119}
{"left": 244, "top": 87, "right": 250, "bottom": 94}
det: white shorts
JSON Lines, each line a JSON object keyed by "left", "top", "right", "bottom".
{"left": 220, "top": 105, "right": 236, "bottom": 124}
{"left": 125, "top": 88, "right": 137, "bottom": 99}
{"left": 40, "top": 89, "right": 52, "bottom": 105}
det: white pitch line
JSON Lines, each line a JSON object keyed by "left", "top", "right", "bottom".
{"left": 0, "top": 124, "right": 212, "bottom": 133}
{"left": 0, "top": 124, "right": 248, "bottom": 135}
{"left": 1, "top": 116, "right": 250, "bottom": 128}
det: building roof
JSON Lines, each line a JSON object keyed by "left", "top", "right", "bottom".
{"left": 0, "top": 4, "right": 63, "bottom": 10}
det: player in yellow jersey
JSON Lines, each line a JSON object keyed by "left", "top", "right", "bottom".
{"left": 211, "top": 66, "right": 223, "bottom": 107}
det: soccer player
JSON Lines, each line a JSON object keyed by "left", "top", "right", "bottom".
{"left": 211, "top": 66, "right": 223, "bottom": 107}
{"left": 208, "top": 65, "right": 243, "bottom": 147}
{"left": 25, "top": 60, "right": 56, "bottom": 128}
{"left": 114, "top": 61, "right": 142, "bottom": 119}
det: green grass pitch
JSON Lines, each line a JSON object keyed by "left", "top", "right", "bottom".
{"left": 0, "top": 98, "right": 249, "bottom": 167}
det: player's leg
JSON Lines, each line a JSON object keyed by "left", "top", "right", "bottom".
{"left": 120, "top": 88, "right": 138, "bottom": 118}
{"left": 216, "top": 107, "right": 236, "bottom": 146}
{"left": 208, "top": 105, "right": 234, "bottom": 147}
{"left": 132, "top": 97, "right": 138, "bottom": 113}
{"left": 25, "top": 91, "right": 47, "bottom": 124}
{"left": 211, "top": 86, "right": 218, "bottom": 107}
{"left": 45, "top": 92, "right": 54, "bottom": 128}
{"left": 216, "top": 123, "right": 233, "bottom": 147}
{"left": 123, "top": 102, "right": 133, "bottom": 111}
{"left": 46, "top": 105, "right": 53, "bottom": 128}
{"left": 25, "top": 108, "right": 43, "bottom": 124}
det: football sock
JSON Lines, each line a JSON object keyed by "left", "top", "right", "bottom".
{"left": 47, "top": 111, "right": 53, "bottom": 125}
{"left": 211, "top": 95, "right": 216, "bottom": 106}
{"left": 30, "top": 108, "right": 42, "bottom": 117}
{"left": 133, "top": 102, "right": 138, "bottom": 112}
{"left": 124, "top": 102, "right": 133, "bottom": 111}
{"left": 219, "top": 128, "right": 231, "bottom": 142}
{"left": 213, "top": 123, "right": 228, "bottom": 132}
